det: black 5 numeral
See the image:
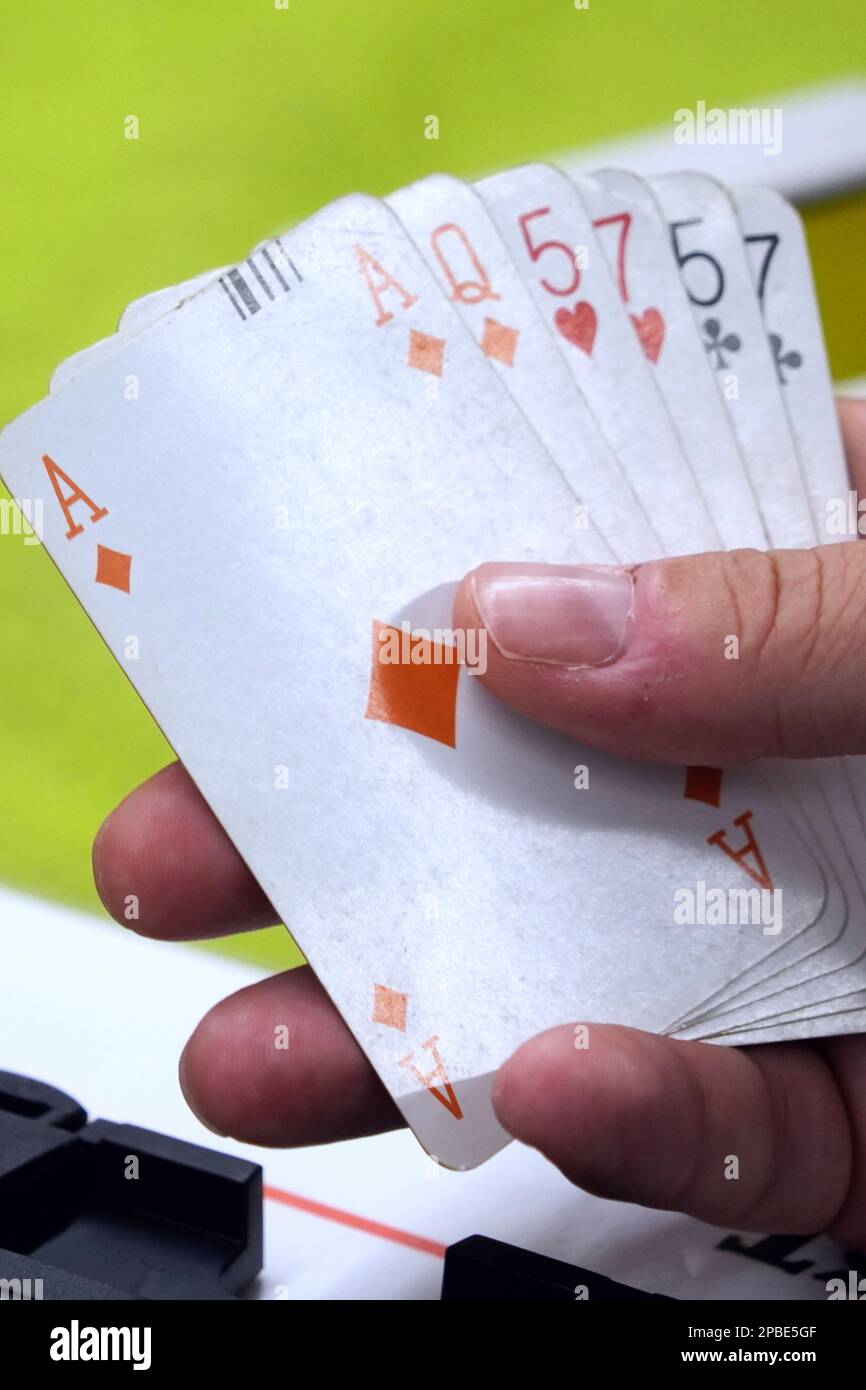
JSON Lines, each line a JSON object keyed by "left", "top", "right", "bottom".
{"left": 670, "top": 218, "right": 725, "bottom": 307}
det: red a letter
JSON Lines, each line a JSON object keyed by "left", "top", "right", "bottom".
{"left": 42, "top": 455, "right": 108, "bottom": 540}
{"left": 708, "top": 810, "right": 773, "bottom": 891}
{"left": 354, "top": 245, "right": 419, "bottom": 326}
{"left": 399, "top": 1035, "right": 463, "bottom": 1119}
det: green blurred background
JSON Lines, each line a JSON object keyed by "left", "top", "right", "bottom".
{"left": 1, "top": 0, "right": 864, "bottom": 970}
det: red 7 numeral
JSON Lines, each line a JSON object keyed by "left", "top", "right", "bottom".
{"left": 593, "top": 211, "right": 632, "bottom": 304}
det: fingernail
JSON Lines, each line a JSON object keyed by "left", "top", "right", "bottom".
{"left": 470, "top": 563, "right": 634, "bottom": 667}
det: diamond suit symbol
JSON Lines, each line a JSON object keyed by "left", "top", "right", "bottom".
{"left": 408, "top": 329, "right": 445, "bottom": 376}
{"left": 481, "top": 317, "right": 519, "bottom": 366}
{"left": 372, "top": 984, "right": 409, "bottom": 1032}
{"left": 95, "top": 545, "right": 132, "bottom": 593}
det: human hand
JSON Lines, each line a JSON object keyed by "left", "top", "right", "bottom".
{"left": 93, "top": 398, "right": 866, "bottom": 1241}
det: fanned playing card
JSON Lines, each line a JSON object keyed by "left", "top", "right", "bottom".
{"left": 2, "top": 162, "right": 862, "bottom": 1170}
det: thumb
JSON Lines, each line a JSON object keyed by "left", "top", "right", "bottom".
{"left": 490, "top": 1023, "right": 855, "bottom": 1237}
{"left": 454, "top": 543, "right": 866, "bottom": 764}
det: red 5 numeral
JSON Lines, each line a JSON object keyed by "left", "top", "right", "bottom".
{"left": 518, "top": 207, "right": 581, "bottom": 297}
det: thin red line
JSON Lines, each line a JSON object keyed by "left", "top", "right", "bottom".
{"left": 264, "top": 1184, "right": 446, "bottom": 1258}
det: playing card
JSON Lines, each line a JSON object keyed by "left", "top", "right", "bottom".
{"left": 570, "top": 167, "right": 766, "bottom": 552}
{"left": 530, "top": 169, "right": 850, "bottom": 1036}
{"left": 61, "top": 187, "right": 839, "bottom": 1034}
{"left": 496, "top": 172, "right": 850, "bottom": 1037}
{"left": 737, "top": 181, "right": 866, "bottom": 915}
{"left": 650, "top": 171, "right": 817, "bottom": 550}
{"left": 0, "top": 192, "right": 833, "bottom": 1167}
{"left": 475, "top": 162, "right": 722, "bottom": 556}
{"left": 672, "top": 765, "right": 861, "bottom": 1038}
{"left": 386, "top": 173, "right": 659, "bottom": 563}
{"left": 718, "top": 190, "right": 866, "bottom": 1032}
{"left": 650, "top": 178, "right": 866, "bottom": 1037}
{"left": 735, "top": 183, "right": 849, "bottom": 539}
{"left": 47, "top": 179, "right": 866, "bottom": 1045}
{"left": 402, "top": 167, "right": 845, "bottom": 1042}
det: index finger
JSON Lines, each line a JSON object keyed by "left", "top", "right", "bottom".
{"left": 93, "top": 761, "right": 277, "bottom": 940}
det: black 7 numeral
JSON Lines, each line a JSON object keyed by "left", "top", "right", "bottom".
{"left": 743, "top": 231, "right": 780, "bottom": 305}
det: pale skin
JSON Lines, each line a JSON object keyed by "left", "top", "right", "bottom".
{"left": 93, "top": 398, "right": 866, "bottom": 1241}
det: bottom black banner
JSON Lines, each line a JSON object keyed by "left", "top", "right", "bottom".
{"left": 0, "top": 1295, "right": 861, "bottom": 1373}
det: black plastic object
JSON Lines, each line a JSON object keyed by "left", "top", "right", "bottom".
{"left": 0, "top": 1070, "right": 262, "bottom": 1300}
{"left": 441, "top": 1234, "right": 674, "bottom": 1301}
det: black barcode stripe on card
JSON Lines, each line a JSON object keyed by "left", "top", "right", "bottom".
{"left": 228, "top": 268, "right": 260, "bottom": 316}
{"left": 219, "top": 276, "right": 247, "bottom": 320}
{"left": 276, "top": 240, "right": 303, "bottom": 283}
{"left": 261, "top": 246, "right": 289, "bottom": 292}
{"left": 247, "top": 257, "right": 275, "bottom": 301}
{"left": 221, "top": 241, "right": 303, "bottom": 322}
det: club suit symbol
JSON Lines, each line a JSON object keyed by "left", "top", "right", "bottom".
{"left": 769, "top": 332, "right": 803, "bottom": 385}
{"left": 702, "top": 317, "right": 742, "bottom": 370}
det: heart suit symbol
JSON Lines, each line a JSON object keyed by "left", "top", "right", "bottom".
{"left": 554, "top": 300, "right": 597, "bottom": 356}
{"left": 630, "top": 307, "right": 665, "bottom": 363}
